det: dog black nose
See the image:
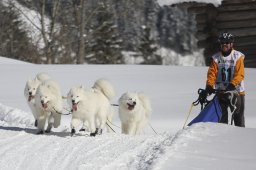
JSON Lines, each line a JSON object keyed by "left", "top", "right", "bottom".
{"left": 29, "top": 92, "right": 32, "bottom": 95}
{"left": 72, "top": 100, "right": 75, "bottom": 104}
{"left": 133, "top": 101, "right": 136, "bottom": 105}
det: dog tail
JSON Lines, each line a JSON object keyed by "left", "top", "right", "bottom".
{"left": 138, "top": 93, "right": 152, "bottom": 119}
{"left": 93, "top": 79, "right": 115, "bottom": 101}
{"left": 36, "top": 72, "right": 51, "bottom": 82}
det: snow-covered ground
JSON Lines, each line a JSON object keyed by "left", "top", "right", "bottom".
{"left": 0, "top": 57, "right": 256, "bottom": 170}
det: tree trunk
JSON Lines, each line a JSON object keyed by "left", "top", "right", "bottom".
{"left": 77, "top": 0, "right": 85, "bottom": 64}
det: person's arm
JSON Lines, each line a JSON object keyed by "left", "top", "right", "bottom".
{"left": 206, "top": 59, "right": 218, "bottom": 88}
{"left": 230, "top": 55, "right": 245, "bottom": 86}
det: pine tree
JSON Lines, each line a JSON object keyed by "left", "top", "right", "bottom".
{"left": 85, "top": 2, "right": 123, "bottom": 64}
{"left": 139, "top": 26, "right": 161, "bottom": 64}
{"left": 0, "top": 2, "right": 38, "bottom": 63}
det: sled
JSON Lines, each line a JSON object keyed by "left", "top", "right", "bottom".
{"left": 188, "top": 96, "right": 222, "bottom": 126}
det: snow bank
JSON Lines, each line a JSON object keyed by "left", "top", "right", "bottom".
{"left": 0, "top": 56, "right": 31, "bottom": 64}
{"left": 0, "top": 103, "right": 33, "bottom": 127}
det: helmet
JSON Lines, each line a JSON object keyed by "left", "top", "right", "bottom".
{"left": 218, "top": 32, "right": 234, "bottom": 43}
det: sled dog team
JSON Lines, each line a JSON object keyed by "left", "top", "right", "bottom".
{"left": 24, "top": 73, "right": 152, "bottom": 136}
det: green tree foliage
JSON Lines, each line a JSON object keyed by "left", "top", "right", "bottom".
{"left": 139, "top": 26, "right": 161, "bottom": 64}
{"left": 85, "top": 2, "right": 123, "bottom": 64}
{"left": 0, "top": 2, "right": 38, "bottom": 62}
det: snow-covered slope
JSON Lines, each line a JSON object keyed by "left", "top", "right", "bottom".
{"left": 1, "top": 103, "right": 255, "bottom": 170}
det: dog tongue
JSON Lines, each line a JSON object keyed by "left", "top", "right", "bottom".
{"left": 42, "top": 103, "right": 48, "bottom": 109}
{"left": 127, "top": 104, "right": 134, "bottom": 110}
{"left": 72, "top": 104, "right": 78, "bottom": 111}
{"left": 28, "top": 96, "right": 33, "bottom": 102}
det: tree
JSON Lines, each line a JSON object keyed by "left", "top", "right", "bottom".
{"left": 139, "top": 26, "right": 161, "bottom": 64}
{"left": 85, "top": 1, "right": 123, "bottom": 64}
{"left": 39, "top": 0, "right": 61, "bottom": 64}
{"left": 0, "top": 1, "right": 38, "bottom": 62}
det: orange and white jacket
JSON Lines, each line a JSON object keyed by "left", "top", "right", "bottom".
{"left": 206, "top": 49, "right": 245, "bottom": 95}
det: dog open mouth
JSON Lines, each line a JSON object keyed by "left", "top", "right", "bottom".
{"left": 72, "top": 102, "right": 79, "bottom": 112}
{"left": 127, "top": 103, "right": 135, "bottom": 110}
{"left": 41, "top": 101, "right": 49, "bottom": 109}
{"left": 28, "top": 95, "right": 34, "bottom": 102}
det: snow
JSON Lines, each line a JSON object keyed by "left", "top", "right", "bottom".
{"left": 0, "top": 56, "right": 256, "bottom": 170}
{"left": 157, "top": 0, "right": 223, "bottom": 7}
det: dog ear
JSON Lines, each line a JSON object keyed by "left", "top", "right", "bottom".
{"left": 79, "top": 85, "right": 85, "bottom": 90}
{"left": 27, "top": 78, "right": 32, "bottom": 83}
{"left": 34, "top": 76, "right": 38, "bottom": 81}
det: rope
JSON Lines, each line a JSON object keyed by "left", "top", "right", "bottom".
{"left": 224, "top": 90, "right": 238, "bottom": 125}
{"left": 106, "top": 122, "right": 116, "bottom": 133}
{"left": 182, "top": 103, "right": 194, "bottom": 129}
{"left": 149, "top": 123, "right": 158, "bottom": 135}
{"left": 53, "top": 107, "right": 72, "bottom": 115}
{"left": 107, "top": 119, "right": 121, "bottom": 128}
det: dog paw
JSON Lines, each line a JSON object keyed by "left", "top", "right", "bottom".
{"left": 36, "top": 130, "right": 44, "bottom": 135}
{"left": 34, "top": 120, "right": 38, "bottom": 127}
{"left": 45, "top": 129, "right": 51, "bottom": 133}
{"left": 90, "top": 131, "right": 97, "bottom": 137}
{"left": 90, "top": 128, "right": 102, "bottom": 136}
{"left": 90, "top": 133, "right": 96, "bottom": 137}
{"left": 71, "top": 129, "right": 76, "bottom": 136}
{"left": 79, "top": 128, "right": 86, "bottom": 132}
{"left": 96, "top": 128, "right": 103, "bottom": 135}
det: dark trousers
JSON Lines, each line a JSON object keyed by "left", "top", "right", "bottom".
{"left": 218, "top": 94, "right": 245, "bottom": 127}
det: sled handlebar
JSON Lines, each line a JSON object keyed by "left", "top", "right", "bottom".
{"left": 197, "top": 88, "right": 226, "bottom": 95}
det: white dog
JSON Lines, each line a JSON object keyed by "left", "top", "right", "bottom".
{"left": 118, "top": 92, "right": 152, "bottom": 135}
{"left": 35, "top": 79, "right": 62, "bottom": 134}
{"left": 67, "top": 79, "right": 115, "bottom": 136}
{"left": 24, "top": 73, "right": 51, "bottom": 127}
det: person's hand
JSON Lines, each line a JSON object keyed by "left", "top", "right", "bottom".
{"left": 226, "top": 83, "right": 236, "bottom": 91}
{"left": 199, "top": 90, "right": 207, "bottom": 104}
{"left": 205, "top": 85, "right": 215, "bottom": 95}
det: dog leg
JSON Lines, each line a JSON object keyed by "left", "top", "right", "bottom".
{"left": 122, "top": 123, "right": 136, "bottom": 135}
{"left": 79, "top": 122, "right": 87, "bottom": 131}
{"left": 45, "top": 123, "right": 53, "bottom": 133}
{"left": 90, "top": 119, "right": 98, "bottom": 137}
{"left": 88, "top": 118, "right": 96, "bottom": 136}
{"left": 97, "top": 128, "right": 103, "bottom": 135}
{"left": 70, "top": 118, "right": 81, "bottom": 136}
{"left": 34, "top": 119, "right": 38, "bottom": 127}
{"left": 95, "top": 128, "right": 103, "bottom": 135}
{"left": 37, "top": 113, "right": 47, "bottom": 134}
{"left": 71, "top": 128, "right": 76, "bottom": 136}
{"left": 136, "top": 119, "right": 147, "bottom": 135}
{"left": 53, "top": 112, "right": 61, "bottom": 128}
{"left": 45, "top": 113, "right": 54, "bottom": 133}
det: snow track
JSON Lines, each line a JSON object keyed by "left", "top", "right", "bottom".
{"left": 0, "top": 127, "right": 174, "bottom": 170}
{"left": 0, "top": 103, "right": 176, "bottom": 170}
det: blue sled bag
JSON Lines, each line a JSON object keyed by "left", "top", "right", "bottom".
{"left": 188, "top": 96, "right": 222, "bottom": 126}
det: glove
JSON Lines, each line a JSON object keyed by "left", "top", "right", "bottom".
{"left": 226, "top": 83, "right": 236, "bottom": 91}
{"left": 205, "top": 85, "right": 215, "bottom": 95}
{"left": 199, "top": 90, "right": 207, "bottom": 104}
{"left": 198, "top": 85, "right": 214, "bottom": 105}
